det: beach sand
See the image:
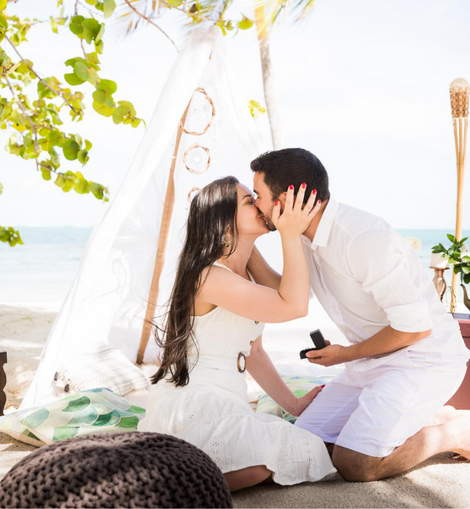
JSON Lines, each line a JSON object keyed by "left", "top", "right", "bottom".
{"left": 1, "top": 303, "right": 470, "bottom": 507}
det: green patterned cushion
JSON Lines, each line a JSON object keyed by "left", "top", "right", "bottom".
{"left": 0, "top": 409, "right": 46, "bottom": 447}
{"left": 256, "top": 374, "right": 335, "bottom": 424}
{"left": 19, "top": 388, "right": 145, "bottom": 445}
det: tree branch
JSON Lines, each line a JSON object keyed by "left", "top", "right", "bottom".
{"left": 5, "top": 36, "right": 79, "bottom": 114}
{"left": 123, "top": 0, "right": 179, "bottom": 52}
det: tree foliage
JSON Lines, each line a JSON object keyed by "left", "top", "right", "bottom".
{"left": 0, "top": 0, "right": 143, "bottom": 245}
{"left": 2, "top": 0, "right": 311, "bottom": 247}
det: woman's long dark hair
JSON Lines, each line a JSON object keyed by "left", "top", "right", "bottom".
{"left": 150, "top": 176, "right": 239, "bottom": 387}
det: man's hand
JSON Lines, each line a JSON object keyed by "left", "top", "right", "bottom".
{"left": 306, "top": 344, "right": 347, "bottom": 367}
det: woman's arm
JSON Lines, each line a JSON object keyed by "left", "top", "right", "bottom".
{"left": 246, "top": 335, "right": 323, "bottom": 417}
{"left": 247, "top": 245, "right": 281, "bottom": 291}
{"left": 200, "top": 185, "right": 320, "bottom": 323}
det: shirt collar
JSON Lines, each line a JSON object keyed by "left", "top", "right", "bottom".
{"left": 302, "top": 197, "right": 339, "bottom": 251}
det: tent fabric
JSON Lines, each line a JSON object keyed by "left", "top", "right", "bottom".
{"left": 21, "top": 27, "right": 268, "bottom": 409}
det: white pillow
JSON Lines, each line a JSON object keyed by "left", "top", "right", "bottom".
{"left": 0, "top": 409, "right": 45, "bottom": 447}
{"left": 52, "top": 346, "right": 149, "bottom": 398}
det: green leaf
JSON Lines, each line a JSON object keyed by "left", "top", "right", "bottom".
{"left": 41, "top": 168, "right": 52, "bottom": 181}
{"left": 0, "top": 0, "right": 7, "bottom": 11}
{"left": 238, "top": 15, "right": 254, "bottom": 30}
{"left": 97, "top": 79, "right": 117, "bottom": 94}
{"left": 63, "top": 140, "right": 79, "bottom": 160}
{"left": 64, "top": 72, "right": 86, "bottom": 86}
{"left": 166, "top": 0, "right": 182, "bottom": 5}
{"left": 95, "top": 23, "right": 105, "bottom": 44}
{"left": 77, "top": 150, "right": 89, "bottom": 165}
{"left": 50, "top": 16, "right": 58, "bottom": 34}
{"left": 92, "top": 101, "right": 114, "bottom": 117}
{"left": 112, "top": 105, "right": 127, "bottom": 124}
{"left": 82, "top": 18, "right": 101, "bottom": 44}
{"left": 0, "top": 182, "right": 3, "bottom": 195}
{"left": 117, "top": 100, "right": 135, "bottom": 116}
{"left": 65, "top": 56, "right": 87, "bottom": 68}
{"left": 103, "top": 0, "right": 116, "bottom": 18}
{"left": 447, "top": 233, "right": 456, "bottom": 243}
{"left": 85, "top": 139, "right": 92, "bottom": 151}
{"left": 74, "top": 61, "right": 99, "bottom": 85}
{"left": 0, "top": 16, "right": 8, "bottom": 43}
{"left": 69, "top": 15, "right": 85, "bottom": 36}
{"left": 464, "top": 275, "right": 470, "bottom": 285}
{"left": 462, "top": 266, "right": 470, "bottom": 275}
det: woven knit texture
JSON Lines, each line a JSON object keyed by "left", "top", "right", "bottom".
{"left": 0, "top": 432, "right": 233, "bottom": 508}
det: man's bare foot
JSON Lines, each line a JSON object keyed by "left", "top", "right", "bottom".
{"left": 448, "top": 414, "right": 470, "bottom": 460}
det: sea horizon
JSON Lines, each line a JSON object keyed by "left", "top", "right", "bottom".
{"left": 1, "top": 227, "right": 469, "bottom": 311}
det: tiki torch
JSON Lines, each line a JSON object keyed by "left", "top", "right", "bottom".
{"left": 449, "top": 78, "right": 469, "bottom": 312}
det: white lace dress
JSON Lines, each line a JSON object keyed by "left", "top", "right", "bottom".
{"left": 138, "top": 262, "right": 336, "bottom": 485}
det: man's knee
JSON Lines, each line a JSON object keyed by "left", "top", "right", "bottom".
{"left": 332, "top": 446, "right": 383, "bottom": 482}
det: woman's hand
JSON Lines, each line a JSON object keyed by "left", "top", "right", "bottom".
{"left": 290, "top": 385, "right": 325, "bottom": 417}
{"left": 272, "top": 184, "right": 321, "bottom": 237}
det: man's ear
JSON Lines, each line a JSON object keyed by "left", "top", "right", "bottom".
{"left": 279, "top": 191, "right": 287, "bottom": 210}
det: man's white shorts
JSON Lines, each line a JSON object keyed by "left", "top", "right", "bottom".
{"left": 294, "top": 349, "right": 468, "bottom": 458}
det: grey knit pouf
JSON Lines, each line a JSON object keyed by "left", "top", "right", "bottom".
{"left": 0, "top": 432, "right": 232, "bottom": 508}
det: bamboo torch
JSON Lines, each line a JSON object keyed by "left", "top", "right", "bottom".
{"left": 449, "top": 78, "right": 469, "bottom": 312}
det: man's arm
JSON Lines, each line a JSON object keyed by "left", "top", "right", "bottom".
{"left": 307, "top": 325, "right": 431, "bottom": 366}
{"left": 309, "top": 229, "right": 433, "bottom": 367}
{"left": 247, "top": 245, "right": 281, "bottom": 290}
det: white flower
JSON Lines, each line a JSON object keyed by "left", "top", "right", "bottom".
{"left": 405, "top": 236, "right": 422, "bottom": 253}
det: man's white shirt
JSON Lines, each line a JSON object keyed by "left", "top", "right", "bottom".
{"left": 302, "top": 197, "right": 470, "bottom": 372}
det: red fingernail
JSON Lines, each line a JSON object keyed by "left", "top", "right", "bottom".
{"left": 318, "top": 199, "right": 322, "bottom": 204}
{"left": 275, "top": 200, "right": 279, "bottom": 206}
{"left": 302, "top": 182, "right": 306, "bottom": 189}
{"left": 320, "top": 385, "right": 326, "bottom": 388}
{"left": 313, "top": 189, "right": 317, "bottom": 194}
{"left": 289, "top": 185, "right": 294, "bottom": 190}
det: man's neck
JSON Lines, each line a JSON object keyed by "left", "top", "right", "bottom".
{"left": 302, "top": 199, "right": 329, "bottom": 242}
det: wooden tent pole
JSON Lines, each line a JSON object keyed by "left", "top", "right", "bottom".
{"left": 137, "top": 102, "right": 191, "bottom": 364}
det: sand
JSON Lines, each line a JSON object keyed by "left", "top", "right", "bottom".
{"left": 1, "top": 304, "right": 470, "bottom": 508}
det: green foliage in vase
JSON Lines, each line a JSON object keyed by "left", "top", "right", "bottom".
{"left": 0, "top": 0, "right": 143, "bottom": 246}
{"left": 432, "top": 234, "right": 470, "bottom": 285}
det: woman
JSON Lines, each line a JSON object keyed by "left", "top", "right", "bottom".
{"left": 138, "top": 176, "right": 336, "bottom": 491}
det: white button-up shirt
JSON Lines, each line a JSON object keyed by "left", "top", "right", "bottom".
{"left": 302, "top": 197, "right": 470, "bottom": 371}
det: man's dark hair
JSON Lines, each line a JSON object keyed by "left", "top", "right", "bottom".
{"left": 250, "top": 148, "right": 330, "bottom": 204}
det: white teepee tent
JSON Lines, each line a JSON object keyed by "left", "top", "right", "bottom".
{"left": 21, "top": 27, "right": 268, "bottom": 409}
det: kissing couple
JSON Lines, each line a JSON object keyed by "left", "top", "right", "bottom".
{"left": 138, "top": 148, "right": 470, "bottom": 491}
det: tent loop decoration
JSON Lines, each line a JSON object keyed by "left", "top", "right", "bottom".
{"left": 180, "top": 87, "right": 216, "bottom": 136}
{"left": 187, "top": 187, "right": 201, "bottom": 203}
{"left": 183, "top": 144, "right": 211, "bottom": 174}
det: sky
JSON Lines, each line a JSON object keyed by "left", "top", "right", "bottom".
{"left": 0, "top": 0, "right": 469, "bottom": 229}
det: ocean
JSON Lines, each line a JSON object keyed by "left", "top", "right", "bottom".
{"left": 1, "top": 227, "right": 469, "bottom": 309}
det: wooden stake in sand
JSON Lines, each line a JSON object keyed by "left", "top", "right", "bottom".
{"left": 449, "top": 78, "right": 469, "bottom": 313}
{"left": 136, "top": 102, "right": 191, "bottom": 365}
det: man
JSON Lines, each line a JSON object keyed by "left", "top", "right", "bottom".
{"left": 248, "top": 148, "right": 470, "bottom": 482}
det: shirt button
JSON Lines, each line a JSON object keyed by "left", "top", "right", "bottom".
{"left": 255, "top": 321, "right": 259, "bottom": 325}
